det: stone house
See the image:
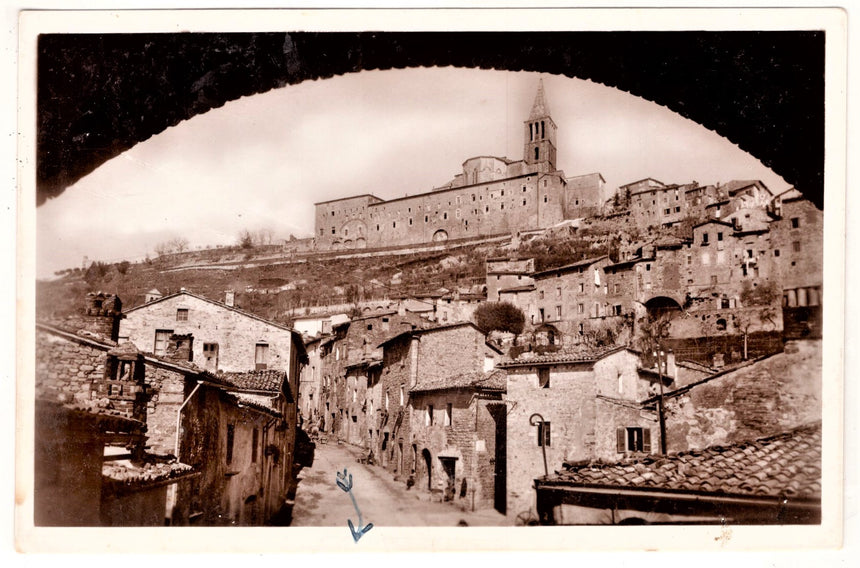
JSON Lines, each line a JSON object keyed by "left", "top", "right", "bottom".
{"left": 119, "top": 288, "right": 305, "bottom": 375}
{"left": 652, "top": 339, "right": 821, "bottom": 453}
{"left": 486, "top": 257, "right": 536, "bottom": 302}
{"left": 498, "top": 347, "right": 671, "bottom": 521}
{"left": 300, "top": 334, "right": 326, "bottom": 429}
{"left": 768, "top": 195, "right": 823, "bottom": 337}
{"left": 36, "top": 293, "right": 306, "bottom": 526}
{"left": 408, "top": 370, "right": 506, "bottom": 512}
{"left": 529, "top": 256, "right": 615, "bottom": 338}
{"left": 534, "top": 421, "right": 821, "bottom": 525}
{"left": 375, "top": 322, "right": 502, "bottom": 482}
{"left": 532, "top": 337, "right": 821, "bottom": 525}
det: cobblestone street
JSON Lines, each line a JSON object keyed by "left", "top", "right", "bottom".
{"left": 290, "top": 442, "right": 508, "bottom": 527}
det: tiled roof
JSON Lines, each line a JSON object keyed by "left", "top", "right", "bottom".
{"left": 103, "top": 460, "right": 195, "bottom": 490}
{"left": 217, "top": 370, "right": 287, "bottom": 392}
{"left": 532, "top": 255, "right": 609, "bottom": 278}
{"left": 37, "top": 398, "right": 147, "bottom": 434}
{"left": 544, "top": 422, "right": 821, "bottom": 500}
{"left": 229, "top": 393, "right": 283, "bottom": 417}
{"left": 411, "top": 370, "right": 506, "bottom": 393}
{"left": 498, "top": 346, "right": 631, "bottom": 368}
{"left": 499, "top": 285, "right": 535, "bottom": 293}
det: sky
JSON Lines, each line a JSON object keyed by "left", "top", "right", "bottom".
{"left": 35, "top": 66, "right": 791, "bottom": 278}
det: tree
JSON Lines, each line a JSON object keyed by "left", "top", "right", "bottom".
{"left": 238, "top": 229, "right": 254, "bottom": 249}
{"left": 474, "top": 302, "right": 525, "bottom": 337}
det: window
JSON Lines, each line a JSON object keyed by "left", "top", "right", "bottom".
{"left": 791, "top": 217, "right": 800, "bottom": 228}
{"left": 555, "top": 305, "right": 562, "bottom": 319}
{"left": 251, "top": 428, "right": 259, "bottom": 463}
{"left": 717, "top": 232, "right": 723, "bottom": 242}
{"left": 538, "top": 368, "right": 550, "bottom": 389}
{"left": 176, "top": 308, "right": 189, "bottom": 321}
{"left": 577, "top": 303, "right": 584, "bottom": 314}
{"left": 646, "top": 264, "right": 651, "bottom": 272}
{"left": 543, "top": 196, "right": 548, "bottom": 203}
{"left": 578, "top": 282, "right": 584, "bottom": 293}
{"left": 539, "top": 290, "right": 544, "bottom": 300}
{"left": 578, "top": 323, "right": 584, "bottom": 335}
{"left": 428, "top": 404, "right": 434, "bottom": 426}
{"left": 702, "top": 232, "right": 709, "bottom": 245}
{"left": 331, "top": 228, "right": 336, "bottom": 235}
{"left": 226, "top": 424, "right": 235, "bottom": 465}
{"left": 203, "top": 343, "right": 219, "bottom": 371}
{"left": 154, "top": 329, "right": 173, "bottom": 355}
{"left": 613, "top": 305, "right": 622, "bottom": 316}
{"left": 539, "top": 308, "right": 545, "bottom": 322}
{"left": 617, "top": 427, "right": 651, "bottom": 453}
{"left": 774, "top": 249, "right": 780, "bottom": 257}
{"left": 537, "top": 421, "right": 551, "bottom": 447}
{"left": 710, "top": 275, "right": 718, "bottom": 285}
{"left": 556, "top": 287, "right": 562, "bottom": 298}
{"left": 393, "top": 221, "right": 396, "bottom": 228}
{"left": 614, "top": 283, "right": 620, "bottom": 294}
{"left": 255, "top": 343, "right": 269, "bottom": 370}
{"left": 425, "top": 215, "right": 429, "bottom": 223}
{"left": 443, "top": 213, "right": 448, "bottom": 220}
{"left": 444, "top": 403, "right": 452, "bottom": 426}
{"left": 400, "top": 386, "right": 404, "bottom": 406}
{"left": 793, "top": 241, "right": 801, "bottom": 252}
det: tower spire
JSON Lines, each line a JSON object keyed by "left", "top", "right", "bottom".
{"left": 528, "top": 79, "right": 551, "bottom": 120}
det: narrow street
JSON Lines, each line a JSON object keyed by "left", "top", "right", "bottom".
{"left": 289, "top": 442, "right": 508, "bottom": 527}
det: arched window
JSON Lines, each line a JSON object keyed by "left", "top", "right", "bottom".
{"left": 541, "top": 121, "right": 545, "bottom": 139}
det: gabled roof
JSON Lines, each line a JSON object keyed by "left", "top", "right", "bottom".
{"left": 378, "top": 321, "right": 484, "bottom": 349}
{"left": 498, "top": 345, "right": 635, "bottom": 368}
{"left": 123, "top": 289, "right": 306, "bottom": 362}
{"left": 619, "top": 177, "right": 664, "bottom": 190}
{"left": 532, "top": 255, "right": 609, "bottom": 278}
{"left": 217, "top": 370, "right": 287, "bottom": 393}
{"left": 692, "top": 219, "right": 734, "bottom": 230}
{"left": 498, "top": 284, "right": 536, "bottom": 293}
{"left": 541, "top": 422, "right": 821, "bottom": 500}
{"left": 723, "top": 179, "right": 771, "bottom": 196}
{"left": 410, "top": 370, "right": 506, "bottom": 394}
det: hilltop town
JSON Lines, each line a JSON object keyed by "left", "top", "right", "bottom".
{"left": 34, "top": 82, "right": 822, "bottom": 527}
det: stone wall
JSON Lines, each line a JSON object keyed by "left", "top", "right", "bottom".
{"left": 144, "top": 366, "right": 188, "bottom": 456}
{"left": 504, "top": 349, "right": 656, "bottom": 519}
{"left": 120, "top": 292, "right": 296, "bottom": 373}
{"left": 663, "top": 339, "right": 821, "bottom": 453}
{"left": 36, "top": 328, "right": 107, "bottom": 404}
{"left": 316, "top": 170, "right": 567, "bottom": 251}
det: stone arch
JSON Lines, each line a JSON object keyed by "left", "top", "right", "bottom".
{"left": 432, "top": 229, "right": 449, "bottom": 242}
{"left": 354, "top": 237, "right": 367, "bottom": 249}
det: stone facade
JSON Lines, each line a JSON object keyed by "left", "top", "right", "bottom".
{"left": 500, "top": 348, "right": 663, "bottom": 520}
{"left": 486, "top": 257, "right": 535, "bottom": 302}
{"left": 661, "top": 339, "right": 821, "bottom": 453}
{"left": 314, "top": 82, "right": 605, "bottom": 251}
{"left": 409, "top": 385, "right": 504, "bottom": 510}
{"left": 120, "top": 289, "right": 302, "bottom": 374}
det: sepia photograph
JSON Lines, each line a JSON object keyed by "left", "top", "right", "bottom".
{"left": 13, "top": 6, "right": 847, "bottom": 555}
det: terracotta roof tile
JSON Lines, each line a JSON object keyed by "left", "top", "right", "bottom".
{"left": 544, "top": 422, "right": 821, "bottom": 500}
{"left": 410, "top": 370, "right": 506, "bottom": 393}
{"left": 217, "top": 370, "right": 286, "bottom": 392}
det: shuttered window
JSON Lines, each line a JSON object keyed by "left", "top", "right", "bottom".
{"left": 617, "top": 427, "right": 652, "bottom": 453}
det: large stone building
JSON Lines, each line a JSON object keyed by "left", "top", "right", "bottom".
{"left": 314, "top": 81, "right": 605, "bottom": 251}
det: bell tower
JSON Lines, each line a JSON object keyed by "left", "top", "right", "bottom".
{"left": 523, "top": 79, "right": 558, "bottom": 173}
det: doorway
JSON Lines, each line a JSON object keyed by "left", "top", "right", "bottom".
{"left": 421, "top": 449, "right": 432, "bottom": 491}
{"left": 439, "top": 457, "right": 457, "bottom": 502}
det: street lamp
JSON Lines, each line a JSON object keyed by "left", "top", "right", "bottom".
{"left": 529, "top": 413, "right": 549, "bottom": 476}
{"left": 653, "top": 348, "right": 668, "bottom": 455}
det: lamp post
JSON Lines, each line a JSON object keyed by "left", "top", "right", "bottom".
{"left": 653, "top": 347, "right": 668, "bottom": 455}
{"left": 529, "top": 413, "right": 549, "bottom": 476}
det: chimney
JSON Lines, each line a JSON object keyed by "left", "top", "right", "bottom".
{"left": 165, "top": 333, "right": 194, "bottom": 363}
{"left": 665, "top": 351, "right": 676, "bottom": 379}
{"left": 73, "top": 292, "right": 124, "bottom": 342}
{"left": 225, "top": 291, "right": 235, "bottom": 307}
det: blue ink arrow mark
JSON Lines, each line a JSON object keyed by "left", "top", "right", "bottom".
{"left": 336, "top": 467, "right": 373, "bottom": 542}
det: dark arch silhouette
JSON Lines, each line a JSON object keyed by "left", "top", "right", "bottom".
{"left": 37, "top": 31, "right": 824, "bottom": 207}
